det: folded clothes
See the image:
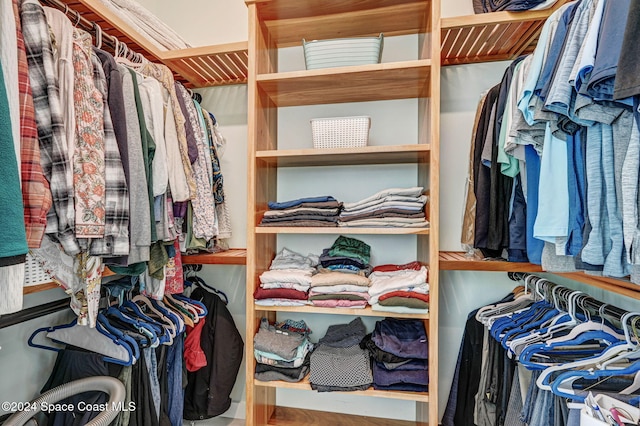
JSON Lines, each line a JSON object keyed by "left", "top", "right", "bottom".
{"left": 379, "top": 296, "right": 429, "bottom": 309}
{"left": 373, "top": 261, "right": 423, "bottom": 272}
{"left": 369, "top": 284, "right": 429, "bottom": 305}
{"left": 379, "top": 290, "right": 430, "bottom": 303}
{"left": 339, "top": 218, "right": 429, "bottom": 227}
{"left": 371, "top": 304, "right": 429, "bottom": 314}
{"left": 319, "top": 249, "right": 367, "bottom": 269}
{"left": 308, "top": 292, "right": 370, "bottom": 301}
{"left": 372, "top": 360, "right": 429, "bottom": 387}
{"left": 328, "top": 236, "right": 371, "bottom": 265}
{"left": 259, "top": 220, "right": 338, "bottom": 227}
{"left": 264, "top": 207, "right": 341, "bottom": 217}
{"left": 255, "top": 299, "right": 308, "bottom": 307}
{"left": 260, "top": 215, "right": 339, "bottom": 223}
{"left": 360, "top": 333, "right": 412, "bottom": 364}
{"left": 310, "top": 284, "right": 370, "bottom": 294}
{"left": 254, "top": 318, "right": 306, "bottom": 360}
{"left": 368, "top": 267, "right": 429, "bottom": 299}
{"left": 342, "top": 187, "right": 425, "bottom": 210}
{"left": 268, "top": 196, "right": 337, "bottom": 210}
{"left": 372, "top": 318, "right": 428, "bottom": 360}
{"left": 260, "top": 282, "right": 310, "bottom": 292}
{"left": 339, "top": 209, "right": 425, "bottom": 222}
{"left": 311, "top": 271, "right": 371, "bottom": 288}
{"left": 254, "top": 339, "right": 313, "bottom": 365}
{"left": 310, "top": 383, "right": 371, "bottom": 392}
{"left": 274, "top": 319, "right": 312, "bottom": 336}
{"left": 255, "top": 352, "right": 311, "bottom": 383}
{"left": 317, "top": 264, "right": 372, "bottom": 276}
{"left": 372, "top": 383, "right": 428, "bottom": 392}
{"left": 269, "top": 248, "right": 318, "bottom": 271}
{"left": 310, "top": 299, "right": 368, "bottom": 309}
{"left": 341, "top": 199, "right": 427, "bottom": 215}
{"left": 254, "top": 287, "right": 308, "bottom": 301}
{"left": 319, "top": 317, "right": 367, "bottom": 348}
{"left": 310, "top": 343, "right": 373, "bottom": 388}
{"left": 260, "top": 269, "right": 313, "bottom": 286}
{"left": 255, "top": 352, "right": 307, "bottom": 369}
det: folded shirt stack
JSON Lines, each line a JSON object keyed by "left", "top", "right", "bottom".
{"left": 318, "top": 235, "right": 372, "bottom": 275}
{"left": 367, "top": 262, "right": 429, "bottom": 314}
{"left": 309, "top": 272, "right": 371, "bottom": 309}
{"left": 254, "top": 318, "right": 314, "bottom": 383}
{"left": 254, "top": 248, "right": 319, "bottom": 306}
{"left": 309, "top": 317, "right": 373, "bottom": 392}
{"left": 338, "top": 187, "right": 429, "bottom": 228}
{"left": 260, "top": 196, "right": 342, "bottom": 227}
{"left": 361, "top": 318, "right": 428, "bottom": 392}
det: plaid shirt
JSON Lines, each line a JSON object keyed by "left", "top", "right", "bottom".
{"left": 14, "top": 0, "right": 51, "bottom": 248}
{"left": 20, "top": 0, "right": 79, "bottom": 255}
{"left": 89, "top": 52, "right": 129, "bottom": 257}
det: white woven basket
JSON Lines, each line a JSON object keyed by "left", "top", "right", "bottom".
{"left": 311, "top": 116, "right": 371, "bottom": 149}
{"left": 303, "top": 34, "right": 384, "bottom": 70}
{"left": 24, "top": 252, "right": 54, "bottom": 286}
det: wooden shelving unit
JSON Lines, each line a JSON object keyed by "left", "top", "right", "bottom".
{"left": 245, "top": 0, "right": 439, "bottom": 424}
{"left": 53, "top": 0, "right": 248, "bottom": 87}
{"left": 23, "top": 282, "right": 60, "bottom": 295}
{"left": 266, "top": 407, "right": 426, "bottom": 426}
{"left": 255, "top": 304, "right": 429, "bottom": 320}
{"left": 439, "top": 252, "right": 640, "bottom": 300}
{"left": 255, "top": 376, "right": 429, "bottom": 402}
{"left": 181, "top": 249, "right": 247, "bottom": 265}
{"left": 440, "top": 1, "right": 569, "bottom": 66}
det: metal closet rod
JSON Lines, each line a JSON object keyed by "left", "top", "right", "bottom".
{"left": 0, "top": 298, "right": 69, "bottom": 330}
{"left": 39, "top": 0, "right": 146, "bottom": 62}
{"left": 507, "top": 272, "right": 629, "bottom": 321}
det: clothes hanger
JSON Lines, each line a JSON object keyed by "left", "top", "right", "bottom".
{"left": 92, "top": 22, "right": 102, "bottom": 49}
{"left": 163, "top": 294, "right": 197, "bottom": 325}
{"left": 185, "top": 276, "right": 229, "bottom": 304}
{"left": 96, "top": 313, "right": 140, "bottom": 362}
{"left": 131, "top": 295, "right": 177, "bottom": 342}
{"left": 104, "top": 305, "right": 160, "bottom": 348}
{"left": 172, "top": 294, "right": 208, "bottom": 318}
{"left": 120, "top": 300, "right": 172, "bottom": 345}
{"left": 28, "top": 319, "right": 134, "bottom": 366}
{"left": 150, "top": 299, "right": 185, "bottom": 334}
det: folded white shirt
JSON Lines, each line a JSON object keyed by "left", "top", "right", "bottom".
{"left": 368, "top": 267, "right": 429, "bottom": 299}
{"left": 342, "top": 187, "right": 424, "bottom": 210}
{"left": 342, "top": 195, "right": 427, "bottom": 213}
{"left": 260, "top": 282, "right": 311, "bottom": 292}
{"left": 310, "top": 284, "right": 370, "bottom": 294}
{"left": 260, "top": 269, "right": 313, "bottom": 286}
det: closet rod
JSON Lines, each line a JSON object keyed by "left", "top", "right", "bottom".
{"left": 508, "top": 272, "right": 629, "bottom": 321}
{"left": 0, "top": 298, "right": 69, "bottom": 330}
{"left": 39, "top": 0, "right": 145, "bottom": 61}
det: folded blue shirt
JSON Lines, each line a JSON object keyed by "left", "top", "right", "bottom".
{"left": 268, "top": 196, "right": 337, "bottom": 210}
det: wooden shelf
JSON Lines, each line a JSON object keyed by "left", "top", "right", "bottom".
{"left": 254, "top": 304, "right": 429, "bottom": 320}
{"left": 440, "top": 1, "right": 569, "bottom": 66}
{"left": 255, "top": 376, "right": 429, "bottom": 403}
{"left": 246, "top": 0, "right": 429, "bottom": 48}
{"left": 23, "top": 282, "right": 60, "bottom": 295}
{"left": 55, "top": 0, "right": 248, "bottom": 87}
{"left": 256, "top": 145, "right": 431, "bottom": 167}
{"left": 439, "top": 251, "right": 640, "bottom": 300}
{"left": 257, "top": 60, "right": 431, "bottom": 107}
{"left": 255, "top": 226, "right": 430, "bottom": 235}
{"left": 439, "top": 251, "right": 543, "bottom": 272}
{"left": 181, "top": 249, "right": 247, "bottom": 265}
{"left": 265, "top": 406, "right": 425, "bottom": 426}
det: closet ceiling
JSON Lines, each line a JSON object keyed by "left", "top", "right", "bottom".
{"left": 56, "top": 0, "right": 248, "bottom": 87}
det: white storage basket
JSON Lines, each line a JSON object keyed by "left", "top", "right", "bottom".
{"left": 24, "top": 252, "right": 54, "bottom": 286}
{"left": 311, "top": 116, "right": 371, "bottom": 149}
{"left": 303, "top": 33, "right": 383, "bottom": 70}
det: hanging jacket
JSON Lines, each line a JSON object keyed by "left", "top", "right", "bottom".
{"left": 183, "top": 286, "right": 243, "bottom": 420}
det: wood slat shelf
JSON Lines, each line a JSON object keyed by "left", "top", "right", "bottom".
{"left": 23, "top": 282, "right": 60, "bottom": 295}
{"left": 266, "top": 406, "right": 425, "bottom": 426}
{"left": 257, "top": 60, "right": 431, "bottom": 107}
{"left": 439, "top": 251, "right": 543, "bottom": 272}
{"left": 255, "top": 377, "right": 429, "bottom": 403}
{"left": 254, "top": 304, "right": 429, "bottom": 320}
{"left": 181, "top": 249, "right": 247, "bottom": 265}
{"left": 56, "top": 0, "right": 248, "bottom": 87}
{"left": 439, "top": 252, "right": 640, "bottom": 300}
{"left": 256, "top": 145, "right": 431, "bottom": 167}
{"left": 255, "top": 226, "right": 430, "bottom": 235}
{"left": 440, "top": 1, "right": 569, "bottom": 66}
{"left": 246, "top": 0, "right": 429, "bottom": 48}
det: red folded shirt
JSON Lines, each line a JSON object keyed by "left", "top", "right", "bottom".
{"left": 253, "top": 287, "right": 308, "bottom": 300}
{"left": 378, "top": 291, "right": 430, "bottom": 303}
{"left": 372, "top": 261, "right": 423, "bottom": 273}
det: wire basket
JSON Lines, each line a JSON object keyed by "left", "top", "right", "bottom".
{"left": 24, "top": 252, "right": 54, "bottom": 286}
{"left": 311, "top": 116, "right": 371, "bottom": 149}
